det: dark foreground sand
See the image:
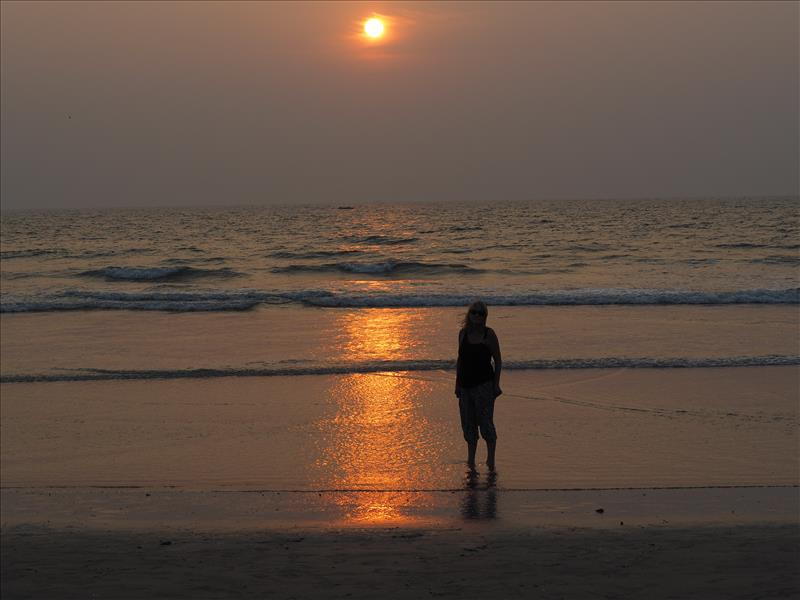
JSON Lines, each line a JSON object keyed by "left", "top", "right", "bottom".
{"left": 3, "top": 522, "right": 798, "bottom": 600}
{"left": 3, "top": 486, "right": 799, "bottom": 600}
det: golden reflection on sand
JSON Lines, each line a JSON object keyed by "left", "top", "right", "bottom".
{"left": 314, "top": 309, "right": 446, "bottom": 524}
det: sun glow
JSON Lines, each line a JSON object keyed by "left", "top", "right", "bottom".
{"left": 364, "top": 17, "right": 385, "bottom": 38}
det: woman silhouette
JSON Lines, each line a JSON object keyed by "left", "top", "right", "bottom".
{"left": 455, "top": 300, "right": 502, "bottom": 470}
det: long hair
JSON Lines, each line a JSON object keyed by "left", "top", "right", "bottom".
{"left": 461, "top": 300, "right": 488, "bottom": 332}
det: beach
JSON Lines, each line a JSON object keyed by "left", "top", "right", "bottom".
{"left": 3, "top": 367, "right": 798, "bottom": 491}
{"left": 3, "top": 366, "right": 798, "bottom": 598}
{"left": 2, "top": 200, "right": 798, "bottom": 597}
{"left": 4, "top": 523, "right": 798, "bottom": 599}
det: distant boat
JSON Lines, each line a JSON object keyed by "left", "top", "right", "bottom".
{"left": 337, "top": 206, "right": 354, "bottom": 210}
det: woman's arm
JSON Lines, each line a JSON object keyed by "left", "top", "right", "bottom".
{"left": 455, "top": 330, "right": 464, "bottom": 395}
{"left": 488, "top": 328, "right": 502, "bottom": 396}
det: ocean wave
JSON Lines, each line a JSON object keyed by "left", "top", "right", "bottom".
{"left": 68, "top": 248, "right": 155, "bottom": 259}
{"left": 161, "top": 257, "right": 229, "bottom": 265}
{"left": 714, "top": 243, "right": 770, "bottom": 249}
{"left": 300, "top": 288, "right": 800, "bottom": 307}
{"left": 268, "top": 249, "right": 364, "bottom": 259}
{"left": 343, "top": 235, "right": 419, "bottom": 245}
{"left": 1, "top": 249, "right": 65, "bottom": 259}
{"left": 1, "top": 287, "right": 798, "bottom": 313}
{"left": 714, "top": 242, "right": 800, "bottom": 250}
{"left": 448, "top": 226, "right": 483, "bottom": 232}
{"left": 271, "top": 261, "right": 483, "bottom": 275}
{"left": 0, "top": 290, "right": 288, "bottom": 312}
{"left": 3, "top": 355, "right": 798, "bottom": 383}
{"left": 749, "top": 255, "right": 800, "bottom": 265}
{"left": 1, "top": 248, "right": 155, "bottom": 260}
{"left": 440, "top": 248, "right": 473, "bottom": 254}
{"left": 79, "top": 266, "right": 243, "bottom": 281}
{"left": 565, "top": 244, "right": 610, "bottom": 252}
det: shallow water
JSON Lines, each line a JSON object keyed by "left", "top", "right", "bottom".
{"left": 1, "top": 305, "right": 798, "bottom": 382}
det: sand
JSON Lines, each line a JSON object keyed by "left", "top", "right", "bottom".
{"left": 2, "top": 368, "right": 797, "bottom": 489}
{"left": 2, "top": 368, "right": 798, "bottom": 598}
{"left": 3, "top": 523, "right": 799, "bottom": 599}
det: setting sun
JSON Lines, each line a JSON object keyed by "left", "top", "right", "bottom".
{"left": 364, "top": 17, "right": 385, "bottom": 38}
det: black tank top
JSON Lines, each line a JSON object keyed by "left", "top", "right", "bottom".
{"left": 457, "top": 328, "right": 494, "bottom": 388}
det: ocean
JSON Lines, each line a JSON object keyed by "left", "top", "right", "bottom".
{"left": 1, "top": 197, "right": 798, "bottom": 382}
{"left": 0, "top": 199, "right": 800, "bottom": 381}
{"left": 2, "top": 198, "right": 799, "bottom": 308}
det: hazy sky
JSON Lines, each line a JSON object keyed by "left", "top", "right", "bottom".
{"left": 1, "top": 0, "right": 797, "bottom": 209}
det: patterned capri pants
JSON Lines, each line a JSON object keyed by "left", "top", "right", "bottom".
{"left": 458, "top": 380, "right": 497, "bottom": 443}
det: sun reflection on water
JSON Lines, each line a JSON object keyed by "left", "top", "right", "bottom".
{"left": 336, "top": 308, "right": 425, "bottom": 362}
{"left": 313, "top": 309, "right": 447, "bottom": 524}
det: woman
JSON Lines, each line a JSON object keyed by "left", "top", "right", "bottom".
{"left": 455, "top": 300, "right": 502, "bottom": 471}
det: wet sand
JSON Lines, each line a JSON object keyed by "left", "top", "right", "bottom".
{"left": 3, "top": 522, "right": 798, "bottom": 600}
{"left": 2, "top": 368, "right": 797, "bottom": 489}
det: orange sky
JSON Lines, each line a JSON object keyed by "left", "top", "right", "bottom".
{"left": 1, "top": 1, "right": 797, "bottom": 208}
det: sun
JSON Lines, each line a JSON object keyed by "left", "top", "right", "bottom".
{"left": 364, "top": 18, "right": 385, "bottom": 38}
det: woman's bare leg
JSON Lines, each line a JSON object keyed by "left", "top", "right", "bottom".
{"left": 467, "top": 441, "right": 477, "bottom": 469}
{"left": 486, "top": 440, "right": 496, "bottom": 471}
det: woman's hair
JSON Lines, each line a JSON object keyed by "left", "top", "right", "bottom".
{"left": 461, "top": 300, "right": 488, "bottom": 331}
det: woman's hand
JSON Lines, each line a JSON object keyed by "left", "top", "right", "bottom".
{"left": 454, "top": 384, "right": 460, "bottom": 397}
{"left": 493, "top": 384, "right": 502, "bottom": 398}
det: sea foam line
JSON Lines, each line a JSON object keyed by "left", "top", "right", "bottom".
{"left": 2, "top": 355, "right": 798, "bottom": 383}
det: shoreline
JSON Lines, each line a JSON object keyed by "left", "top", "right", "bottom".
{"left": 3, "top": 485, "right": 797, "bottom": 532}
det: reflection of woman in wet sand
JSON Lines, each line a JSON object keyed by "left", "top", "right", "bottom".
{"left": 462, "top": 469, "right": 498, "bottom": 520}
{"left": 455, "top": 300, "right": 502, "bottom": 471}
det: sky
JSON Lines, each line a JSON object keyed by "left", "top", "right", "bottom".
{"left": 1, "top": 0, "right": 797, "bottom": 209}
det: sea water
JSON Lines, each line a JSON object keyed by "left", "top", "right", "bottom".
{"left": 1, "top": 198, "right": 798, "bottom": 382}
